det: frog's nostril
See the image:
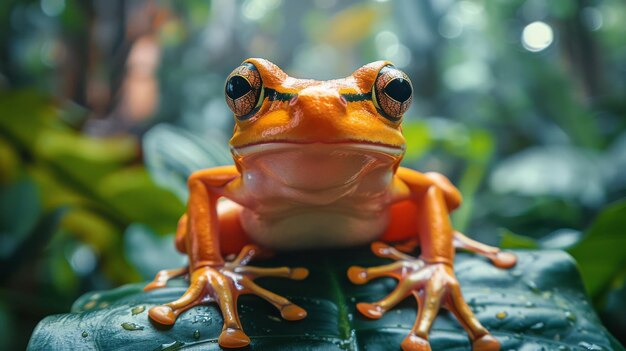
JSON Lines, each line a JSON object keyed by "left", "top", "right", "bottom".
{"left": 339, "top": 96, "right": 347, "bottom": 106}
{"left": 289, "top": 96, "right": 298, "bottom": 106}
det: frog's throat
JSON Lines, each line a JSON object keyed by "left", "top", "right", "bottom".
{"left": 230, "top": 141, "right": 406, "bottom": 159}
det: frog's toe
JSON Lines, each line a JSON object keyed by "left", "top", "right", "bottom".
{"left": 472, "top": 334, "right": 500, "bottom": 351}
{"left": 148, "top": 273, "right": 206, "bottom": 327}
{"left": 492, "top": 252, "right": 517, "bottom": 269}
{"left": 148, "top": 305, "right": 176, "bottom": 325}
{"left": 444, "top": 280, "right": 501, "bottom": 350}
{"left": 238, "top": 276, "right": 307, "bottom": 321}
{"left": 356, "top": 302, "right": 384, "bottom": 319}
{"left": 347, "top": 261, "right": 406, "bottom": 284}
{"left": 218, "top": 327, "right": 250, "bottom": 348}
{"left": 370, "top": 241, "right": 420, "bottom": 262}
{"left": 144, "top": 267, "right": 187, "bottom": 292}
{"left": 280, "top": 304, "right": 307, "bottom": 321}
{"left": 452, "top": 230, "right": 516, "bottom": 270}
{"left": 401, "top": 334, "right": 431, "bottom": 351}
{"left": 347, "top": 266, "right": 368, "bottom": 284}
{"left": 237, "top": 265, "right": 309, "bottom": 280}
{"left": 289, "top": 267, "right": 309, "bottom": 280}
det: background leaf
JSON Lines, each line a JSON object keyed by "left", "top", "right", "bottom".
{"left": 143, "top": 124, "right": 231, "bottom": 202}
{"left": 568, "top": 200, "right": 626, "bottom": 296}
{"left": 123, "top": 223, "right": 186, "bottom": 280}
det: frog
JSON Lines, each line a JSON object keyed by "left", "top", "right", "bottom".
{"left": 144, "top": 58, "right": 517, "bottom": 351}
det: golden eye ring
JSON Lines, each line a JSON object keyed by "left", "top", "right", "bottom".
{"left": 372, "top": 65, "right": 413, "bottom": 121}
{"left": 225, "top": 63, "right": 264, "bottom": 120}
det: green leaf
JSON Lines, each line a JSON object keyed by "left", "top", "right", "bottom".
{"left": 568, "top": 200, "right": 626, "bottom": 296}
{"left": 499, "top": 229, "right": 540, "bottom": 249}
{"left": 0, "top": 206, "right": 68, "bottom": 283}
{"left": 27, "top": 250, "right": 624, "bottom": 350}
{"left": 143, "top": 124, "right": 231, "bottom": 202}
{"left": 489, "top": 146, "right": 605, "bottom": 207}
{"left": 601, "top": 270, "right": 626, "bottom": 348}
{"left": 0, "top": 137, "right": 20, "bottom": 184}
{"left": 0, "top": 302, "right": 15, "bottom": 350}
{"left": 0, "top": 177, "right": 41, "bottom": 259}
{"left": 0, "top": 91, "right": 55, "bottom": 149}
{"left": 401, "top": 121, "right": 431, "bottom": 161}
{"left": 98, "top": 167, "right": 184, "bottom": 235}
{"left": 123, "top": 223, "right": 186, "bottom": 280}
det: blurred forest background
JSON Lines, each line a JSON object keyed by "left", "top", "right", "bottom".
{"left": 1, "top": 0, "right": 625, "bottom": 349}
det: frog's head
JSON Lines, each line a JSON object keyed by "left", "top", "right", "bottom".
{"left": 225, "top": 58, "right": 411, "bottom": 173}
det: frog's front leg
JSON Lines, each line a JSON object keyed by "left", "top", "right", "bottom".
{"left": 144, "top": 166, "right": 308, "bottom": 348}
{"left": 349, "top": 242, "right": 499, "bottom": 351}
{"left": 349, "top": 169, "right": 506, "bottom": 351}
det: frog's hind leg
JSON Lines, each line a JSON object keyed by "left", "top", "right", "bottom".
{"left": 453, "top": 231, "right": 516, "bottom": 269}
{"left": 216, "top": 199, "right": 254, "bottom": 256}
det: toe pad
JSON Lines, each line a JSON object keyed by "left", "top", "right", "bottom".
{"left": 148, "top": 305, "right": 175, "bottom": 325}
{"left": 219, "top": 328, "right": 251, "bottom": 348}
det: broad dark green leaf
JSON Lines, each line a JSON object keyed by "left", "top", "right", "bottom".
{"left": 28, "top": 250, "right": 624, "bottom": 350}
{"left": 568, "top": 200, "right": 626, "bottom": 296}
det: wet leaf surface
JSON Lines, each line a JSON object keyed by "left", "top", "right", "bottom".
{"left": 28, "top": 249, "right": 624, "bottom": 350}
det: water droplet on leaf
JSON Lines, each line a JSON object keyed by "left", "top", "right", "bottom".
{"left": 131, "top": 306, "right": 145, "bottom": 315}
{"left": 121, "top": 322, "right": 144, "bottom": 331}
{"left": 267, "top": 315, "right": 281, "bottom": 322}
{"left": 155, "top": 340, "right": 185, "bottom": 350}
{"left": 530, "top": 322, "right": 544, "bottom": 330}
{"left": 578, "top": 341, "right": 603, "bottom": 350}
{"left": 565, "top": 311, "right": 576, "bottom": 322}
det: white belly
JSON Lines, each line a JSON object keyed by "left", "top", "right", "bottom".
{"left": 230, "top": 143, "right": 400, "bottom": 250}
{"left": 240, "top": 206, "right": 390, "bottom": 250}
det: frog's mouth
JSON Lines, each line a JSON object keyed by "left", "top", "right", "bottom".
{"left": 230, "top": 141, "right": 404, "bottom": 192}
{"left": 231, "top": 141, "right": 405, "bottom": 158}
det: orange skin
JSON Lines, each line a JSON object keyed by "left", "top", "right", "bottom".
{"left": 145, "top": 59, "right": 516, "bottom": 351}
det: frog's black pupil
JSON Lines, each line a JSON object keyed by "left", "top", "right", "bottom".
{"left": 226, "top": 76, "right": 252, "bottom": 100}
{"left": 384, "top": 78, "right": 412, "bottom": 103}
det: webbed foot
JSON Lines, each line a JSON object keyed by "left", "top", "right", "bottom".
{"left": 145, "top": 245, "right": 308, "bottom": 348}
{"left": 348, "top": 242, "right": 500, "bottom": 351}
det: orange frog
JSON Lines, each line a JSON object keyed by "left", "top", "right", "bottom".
{"left": 145, "top": 58, "right": 517, "bottom": 351}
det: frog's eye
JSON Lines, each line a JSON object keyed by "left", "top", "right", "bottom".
{"left": 225, "top": 63, "right": 264, "bottom": 120}
{"left": 372, "top": 65, "right": 412, "bottom": 121}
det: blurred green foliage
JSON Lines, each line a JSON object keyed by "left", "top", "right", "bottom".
{"left": 1, "top": 0, "right": 626, "bottom": 349}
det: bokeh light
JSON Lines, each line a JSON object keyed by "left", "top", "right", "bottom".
{"left": 521, "top": 21, "right": 554, "bottom": 52}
